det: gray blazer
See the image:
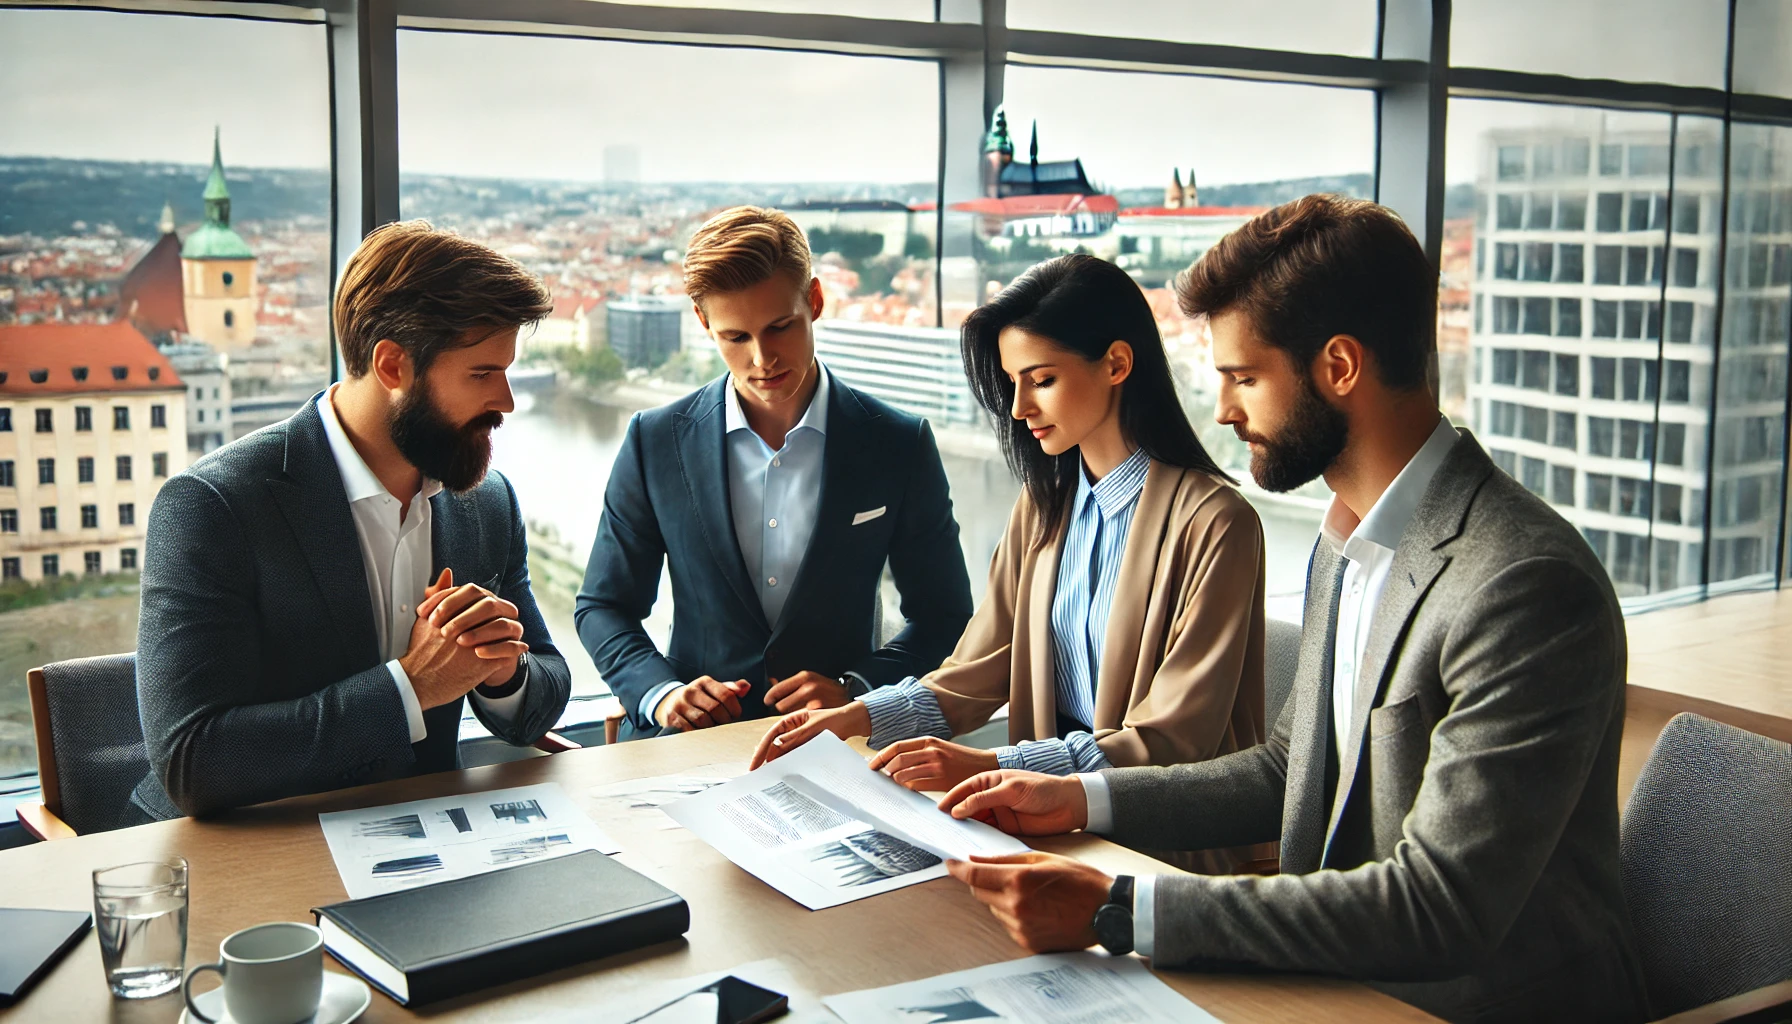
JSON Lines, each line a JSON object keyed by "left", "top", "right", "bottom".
{"left": 1100, "top": 431, "right": 1649, "bottom": 1024}
{"left": 132, "top": 397, "right": 571, "bottom": 819}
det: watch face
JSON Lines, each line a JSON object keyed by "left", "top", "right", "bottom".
{"left": 1093, "top": 903, "right": 1133, "bottom": 955}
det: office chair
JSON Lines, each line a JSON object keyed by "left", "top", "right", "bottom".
{"left": 19, "top": 653, "right": 583, "bottom": 840}
{"left": 1621, "top": 712, "right": 1792, "bottom": 1022}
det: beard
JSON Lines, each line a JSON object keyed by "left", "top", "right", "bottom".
{"left": 388, "top": 376, "right": 504, "bottom": 493}
{"left": 1237, "top": 374, "right": 1348, "bottom": 493}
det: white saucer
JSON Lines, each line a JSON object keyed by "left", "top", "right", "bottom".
{"left": 180, "top": 971, "right": 372, "bottom": 1024}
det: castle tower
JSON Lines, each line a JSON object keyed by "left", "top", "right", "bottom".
{"left": 1165, "top": 168, "right": 1184, "bottom": 209}
{"left": 180, "top": 128, "right": 258, "bottom": 349}
{"left": 981, "top": 106, "right": 1014, "bottom": 199}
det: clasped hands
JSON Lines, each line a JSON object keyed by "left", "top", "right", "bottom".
{"left": 398, "top": 568, "right": 528, "bottom": 710}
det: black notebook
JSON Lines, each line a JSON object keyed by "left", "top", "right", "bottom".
{"left": 0, "top": 908, "right": 92, "bottom": 1006}
{"left": 313, "top": 850, "right": 688, "bottom": 1006}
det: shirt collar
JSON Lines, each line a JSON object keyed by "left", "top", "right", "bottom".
{"left": 315, "top": 385, "right": 443, "bottom": 506}
{"left": 724, "top": 361, "right": 830, "bottom": 440}
{"left": 1322, "top": 416, "right": 1459, "bottom": 561}
{"left": 1075, "top": 447, "right": 1151, "bottom": 522}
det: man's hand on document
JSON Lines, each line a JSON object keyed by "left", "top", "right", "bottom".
{"left": 945, "top": 851, "right": 1110, "bottom": 954}
{"left": 937, "top": 769, "right": 1088, "bottom": 837}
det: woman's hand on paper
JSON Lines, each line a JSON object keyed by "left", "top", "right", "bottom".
{"left": 748, "top": 702, "right": 872, "bottom": 768}
{"left": 868, "top": 737, "right": 999, "bottom": 793}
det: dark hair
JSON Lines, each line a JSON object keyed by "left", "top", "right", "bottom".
{"left": 334, "top": 219, "right": 553, "bottom": 378}
{"left": 961, "top": 253, "right": 1230, "bottom": 540}
{"left": 1175, "top": 194, "right": 1437, "bottom": 390}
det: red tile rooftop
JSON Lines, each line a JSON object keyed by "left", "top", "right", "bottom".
{"left": 0, "top": 321, "right": 185, "bottom": 396}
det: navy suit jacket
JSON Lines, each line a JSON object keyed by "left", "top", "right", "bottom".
{"left": 576, "top": 374, "right": 974, "bottom": 739}
{"left": 132, "top": 397, "right": 571, "bottom": 819}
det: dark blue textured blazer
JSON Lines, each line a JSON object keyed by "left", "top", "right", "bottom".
{"left": 132, "top": 396, "right": 571, "bottom": 819}
{"left": 575, "top": 373, "right": 974, "bottom": 739}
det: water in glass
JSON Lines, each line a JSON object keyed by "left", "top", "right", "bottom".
{"left": 92, "top": 858, "right": 189, "bottom": 999}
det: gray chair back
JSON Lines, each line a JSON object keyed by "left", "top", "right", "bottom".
{"left": 1264, "top": 617, "right": 1303, "bottom": 726}
{"left": 33, "top": 653, "right": 166, "bottom": 834}
{"left": 1620, "top": 712, "right": 1792, "bottom": 1018}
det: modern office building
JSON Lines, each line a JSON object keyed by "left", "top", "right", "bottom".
{"left": 1467, "top": 122, "right": 1792, "bottom": 597}
{"left": 163, "top": 342, "right": 232, "bottom": 453}
{"left": 0, "top": 321, "right": 187, "bottom": 582}
{"left": 813, "top": 320, "right": 980, "bottom": 428}
{"left": 606, "top": 294, "right": 684, "bottom": 369}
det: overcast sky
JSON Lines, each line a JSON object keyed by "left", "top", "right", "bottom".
{"left": 0, "top": 2, "right": 1750, "bottom": 190}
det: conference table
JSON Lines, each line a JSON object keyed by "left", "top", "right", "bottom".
{"left": 1, "top": 721, "right": 1443, "bottom": 1022}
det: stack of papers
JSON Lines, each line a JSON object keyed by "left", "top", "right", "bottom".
{"left": 318, "top": 783, "right": 620, "bottom": 899}
{"left": 663, "top": 732, "right": 1028, "bottom": 910}
{"left": 824, "top": 953, "right": 1218, "bottom": 1024}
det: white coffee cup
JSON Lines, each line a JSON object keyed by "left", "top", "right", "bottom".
{"left": 182, "top": 921, "right": 324, "bottom": 1024}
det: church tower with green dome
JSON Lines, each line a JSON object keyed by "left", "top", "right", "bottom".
{"left": 180, "top": 128, "right": 258, "bottom": 349}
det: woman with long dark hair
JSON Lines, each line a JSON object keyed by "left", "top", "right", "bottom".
{"left": 752, "top": 255, "right": 1267, "bottom": 868}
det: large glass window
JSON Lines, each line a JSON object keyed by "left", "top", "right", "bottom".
{"left": 985, "top": 66, "right": 1376, "bottom": 611}
{"left": 0, "top": 9, "right": 331, "bottom": 780}
{"left": 1449, "top": 99, "right": 1722, "bottom": 599}
{"left": 1451, "top": 0, "right": 1731, "bottom": 89}
{"left": 1715, "top": 123, "right": 1792, "bottom": 583}
{"left": 398, "top": 32, "right": 942, "bottom": 714}
{"left": 1007, "top": 0, "right": 1378, "bottom": 56}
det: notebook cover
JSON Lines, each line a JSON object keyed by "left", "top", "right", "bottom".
{"left": 0, "top": 908, "right": 92, "bottom": 1005}
{"left": 313, "top": 850, "right": 688, "bottom": 1005}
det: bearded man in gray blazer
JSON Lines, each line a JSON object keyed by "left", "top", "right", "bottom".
{"left": 935, "top": 195, "right": 1648, "bottom": 1024}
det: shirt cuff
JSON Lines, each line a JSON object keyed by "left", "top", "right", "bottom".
{"left": 1135, "top": 874, "right": 1157, "bottom": 960}
{"left": 1077, "top": 772, "right": 1114, "bottom": 834}
{"left": 856, "top": 676, "right": 952, "bottom": 749}
{"left": 386, "top": 659, "right": 427, "bottom": 744}
{"left": 470, "top": 656, "right": 529, "bottom": 722}
{"left": 639, "top": 680, "right": 683, "bottom": 727}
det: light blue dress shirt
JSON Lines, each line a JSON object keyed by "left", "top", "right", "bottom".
{"left": 857, "top": 449, "right": 1151, "bottom": 776}
{"left": 638, "top": 366, "right": 831, "bottom": 722}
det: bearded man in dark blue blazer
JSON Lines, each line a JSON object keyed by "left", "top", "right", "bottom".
{"left": 577, "top": 207, "right": 973, "bottom": 741}
{"left": 134, "top": 222, "right": 571, "bottom": 819}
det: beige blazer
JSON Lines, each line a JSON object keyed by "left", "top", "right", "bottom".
{"left": 923, "top": 458, "right": 1268, "bottom": 775}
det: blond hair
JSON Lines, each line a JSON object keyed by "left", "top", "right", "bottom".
{"left": 682, "top": 206, "right": 812, "bottom": 307}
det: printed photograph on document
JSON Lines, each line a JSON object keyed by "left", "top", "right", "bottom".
{"left": 799, "top": 829, "right": 941, "bottom": 889}
{"left": 319, "top": 782, "right": 621, "bottom": 899}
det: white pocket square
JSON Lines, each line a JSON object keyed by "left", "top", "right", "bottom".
{"left": 851, "top": 506, "right": 887, "bottom": 526}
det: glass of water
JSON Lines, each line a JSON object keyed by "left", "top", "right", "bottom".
{"left": 92, "top": 858, "right": 189, "bottom": 999}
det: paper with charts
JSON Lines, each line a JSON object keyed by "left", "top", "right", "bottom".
{"left": 823, "top": 952, "right": 1217, "bottom": 1024}
{"left": 661, "top": 731, "right": 1027, "bottom": 910}
{"left": 318, "top": 783, "right": 621, "bottom": 899}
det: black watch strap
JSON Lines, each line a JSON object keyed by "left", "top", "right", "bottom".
{"left": 1092, "top": 874, "right": 1136, "bottom": 956}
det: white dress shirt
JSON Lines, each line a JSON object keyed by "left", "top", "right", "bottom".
{"left": 638, "top": 366, "right": 831, "bottom": 723}
{"left": 1076, "top": 415, "right": 1459, "bottom": 959}
{"left": 316, "top": 388, "right": 525, "bottom": 744}
{"left": 1322, "top": 415, "right": 1458, "bottom": 757}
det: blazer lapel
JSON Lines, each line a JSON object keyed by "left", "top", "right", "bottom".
{"left": 1282, "top": 541, "right": 1345, "bottom": 873}
{"left": 1320, "top": 433, "right": 1492, "bottom": 860}
{"left": 770, "top": 379, "right": 873, "bottom": 639}
{"left": 674, "top": 378, "right": 766, "bottom": 630}
{"left": 1026, "top": 498, "right": 1068, "bottom": 743}
{"left": 264, "top": 398, "right": 380, "bottom": 667}
{"left": 429, "top": 488, "right": 485, "bottom": 585}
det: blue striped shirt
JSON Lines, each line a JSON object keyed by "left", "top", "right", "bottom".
{"left": 858, "top": 449, "right": 1151, "bottom": 775}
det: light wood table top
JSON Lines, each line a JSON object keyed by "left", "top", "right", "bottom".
{"left": 1, "top": 722, "right": 1440, "bottom": 1022}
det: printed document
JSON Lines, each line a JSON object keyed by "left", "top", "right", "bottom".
{"left": 662, "top": 731, "right": 1027, "bottom": 910}
{"left": 824, "top": 952, "right": 1217, "bottom": 1024}
{"left": 318, "top": 782, "right": 620, "bottom": 899}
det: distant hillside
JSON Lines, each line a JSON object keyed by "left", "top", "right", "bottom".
{"left": 0, "top": 157, "right": 330, "bottom": 238}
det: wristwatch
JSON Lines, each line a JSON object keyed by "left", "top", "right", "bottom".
{"left": 1092, "top": 874, "right": 1135, "bottom": 956}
